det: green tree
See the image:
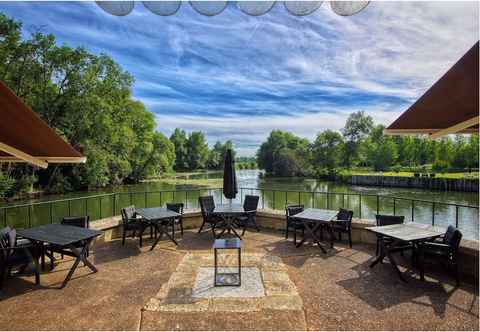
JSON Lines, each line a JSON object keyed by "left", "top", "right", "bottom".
{"left": 186, "top": 131, "right": 209, "bottom": 170}
{"left": 257, "top": 130, "right": 311, "bottom": 176}
{"left": 0, "top": 13, "right": 175, "bottom": 193}
{"left": 312, "top": 130, "right": 343, "bottom": 171}
{"left": 170, "top": 128, "right": 188, "bottom": 171}
{"left": 341, "top": 111, "right": 373, "bottom": 167}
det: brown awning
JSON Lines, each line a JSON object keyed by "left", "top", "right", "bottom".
{"left": 385, "top": 41, "right": 479, "bottom": 138}
{"left": 0, "top": 80, "right": 86, "bottom": 168}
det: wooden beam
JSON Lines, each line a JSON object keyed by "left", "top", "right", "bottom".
{"left": 384, "top": 125, "right": 478, "bottom": 136}
{"left": 0, "top": 156, "right": 87, "bottom": 163}
{"left": 0, "top": 142, "right": 48, "bottom": 168}
{"left": 429, "top": 116, "right": 479, "bottom": 139}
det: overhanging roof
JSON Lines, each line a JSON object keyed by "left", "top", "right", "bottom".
{"left": 385, "top": 41, "right": 479, "bottom": 138}
{"left": 0, "top": 80, "right": 86, "bottom": 168}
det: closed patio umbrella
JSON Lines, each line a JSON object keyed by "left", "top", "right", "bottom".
{"left": 222, "top": 149, "right": 237, "bottom": 202}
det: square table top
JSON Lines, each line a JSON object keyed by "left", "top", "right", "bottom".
{"left": 17, "top": 224, "right": 102, "bottom": 247}
{"left": 136, "top": 207, "right": 180, "bottom": 221}
{"left": 213, "top": 238, "right": 241, "bottom": 249}
{"left": 213, "top": 204, "right": 245, "bottom": 214}
{"left": 366, "top": 223, "right": 444, "bottom": 242}
{"left": 292, "top": 208, "right": 339, "bottom": 223}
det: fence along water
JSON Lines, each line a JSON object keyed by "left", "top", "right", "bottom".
{"left": 1, "top": 187, "right": 478, "bottom": 239}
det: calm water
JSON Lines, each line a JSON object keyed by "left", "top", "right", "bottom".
{"left": 1, "top": 170, "right": 478, "bottom": 239}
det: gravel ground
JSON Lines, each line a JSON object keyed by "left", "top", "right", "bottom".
{"left": 0, "top": 229, "right": 478, "bottom": 331}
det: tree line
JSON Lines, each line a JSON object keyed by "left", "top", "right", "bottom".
{"left": 257, "top": 111, "right": 479, "bottom": 177}
{"left": 0, "top": 14, "right": 237, "bottom": 198}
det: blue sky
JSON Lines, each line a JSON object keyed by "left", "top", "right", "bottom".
{"left": 0, "top": 1, "right": 478, "bottom": 156}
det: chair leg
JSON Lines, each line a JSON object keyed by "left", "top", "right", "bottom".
{"left": 285, "top": 222, "right": 289, "bottom": 239}
{"left": 180, "top": 219, "right": 184, "bottom": 236}
{"left": 122, "top": 228, "right": 126, "bottom": 246}
{"left": 211, "top": 224, "right": 216, "bottom": 238}
{"left": 171, "top": 223, "right": 175, "bottom": 240}
{"left": 139, "top": 228, "right": 143, "bottom": 247}
{"left": 339, "top": 232, "right": 342, "bottom": 241}
{"left": 198, "top": 220, "right": 206, "bottom": 233}
{"left": 294, "top": 227, "right": 297, "bottom": 245}
{"left": 150, "top": 226, "right": 153, "bottom": 239}
{"left": 348, "top": 231, "right": 352, "bottom": 248}
{"left": 376, "top": 238, "right": 380, "bottom": 256}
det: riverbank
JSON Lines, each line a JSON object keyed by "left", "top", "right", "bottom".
{"left": 342, "top": 175, "right": 479, "bottom": 192}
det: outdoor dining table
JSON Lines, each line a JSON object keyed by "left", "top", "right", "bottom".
{"left": 212, "top": 204, "right": 246, "bottom": 240}
{"left": 136, "top": 207, "right": 181, "bottom": 249}
{"left": 366, "top": 223, "right": 444, "bottom": 282}
{"left": 17, "top": 223, "right": 102, "bottom": 288}
{"left": 291, "top": 208, "right": 339, "bottom": 253}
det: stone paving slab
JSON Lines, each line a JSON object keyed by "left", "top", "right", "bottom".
{"left": 144, "top": 252, "right": 302, "bottom": 314}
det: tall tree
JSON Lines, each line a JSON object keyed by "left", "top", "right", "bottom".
{"left": 341, "top": 111, "right": 373, "bottom": 167}
{"left": 170, "top": 128, "right": 188, "bottom": 171}
{"left": 312, "top": 130, "right": 344, "bottom": 171}
{"left": 186, "top": 131, "right": 209, "bottom": 170}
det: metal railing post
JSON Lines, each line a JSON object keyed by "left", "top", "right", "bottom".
{"left": 359, "top": 194, "right": 362, "bottom": 219}
{"left": 99, "top": 197, "right": 102, "bottom": 219}
{"left": 376, "top": 195, "right": 380, "bottom": 215}
{"left": 456, "top": 205, "right": 459, "bottom": 228}
{"left": 28, "top": 205, "right": 31, "bottom": 228}
{"left": 262, "top": 189, "right": 265, "bottom": 209}
{"left": 273, "top": 191, "right": 275, "bottom": 210}
{"left": 50, "top": 202, "right": 54, "bottom": 224}
{"left": 432, "top": 202, "right": 435, "bottom": 225}
{"left": 393, "top": 198, "right": 396, "bottom": 216}
{"left": 411, "top": 201, "right": 414, "bottom": 221}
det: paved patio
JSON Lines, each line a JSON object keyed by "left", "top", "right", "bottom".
{"left": 0, "top": 229, "right": 478, "bottom": 330}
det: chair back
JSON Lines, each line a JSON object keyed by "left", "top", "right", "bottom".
{"left": 121, "top": 206, "right": 136, "bottom": 224}
{"left": 243, "top": 195, "right": 259, "bottom": 212}
{"left": 199, "top": 196, "right": 215, "bottom": 218}
{"left": 61, "top": 216, "right": 90, "bottom": 229}
{"left": 336, "top": 208, "right": 354, "bottom": 229}
{"left": 167, "top": 203, "right": 184, "bottom": 214}
{"left": 0, "top": 226, "right": 15, "bottom": 257}
{"left": 375, "top": 215, "right": 404, "bottom": 226}
{"left": 286, "top": 204, "right": 304, "bottom": 218}
{"left": 443, "top": 225, "right": 462, "bottom": 253}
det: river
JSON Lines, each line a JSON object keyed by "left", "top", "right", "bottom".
{"left": 1, "top": 170, "right": 478, "bottom": 240}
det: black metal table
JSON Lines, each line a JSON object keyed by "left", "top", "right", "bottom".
{"left": 291, "top": 208, "right": 339, "bottom": 253}
{"left": 367, "top": 223, "right": 443, "bottom": 282}
{"left": 17, "top": 224, "right": 102, "bottom": 288}
{"left": 212, "top": 204, "right": 245, "bottom": 239}
{"left": 213, "top": 238, "right": 241, "bottom": 287}
{"left": 136, "top": 207, "right": 181, "bottom": 249}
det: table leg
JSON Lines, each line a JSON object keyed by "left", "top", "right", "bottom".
{"left": 385, "top": 241, "right": 407, "bottom": 283}
{"left": 370, "top": 237, "right": 386, "bottom": 268}
{"left": 297, "top": 223, "right": 326, "bottom": 254}
{"left": 61, "top": 242, "right": 96, "bottom": 288}
{"left": 150, "top": 223, "right": 178, "bottom": 251}
{"left": 418, "top": 240, "right": 425, "bottom": 281}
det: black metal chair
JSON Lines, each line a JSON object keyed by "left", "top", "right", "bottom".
{"left": 0, "top": 226, "right": 39, "bottom": 290}
{"left": 166, "top": 203, "right": 184, "bottom": 239}
{"left": 375, "top": 215, "right": 405, "bottom": 255}
{"left": 237, "top": 195, "right": 260, "bottom": 236}
{"left": 422, "top": 225, "right": 463, "bottom": 286}
{"left": 331, "top": 208, "right": 354, "bottom": 248}
{"left": 285, "top": 204, "right": 304, "bottom": 245}
{"left": 198, "top": 196, "right": 219, "bottom": 237}
{"left": 121, "top": 206, "right": 147, "bottom": 247}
